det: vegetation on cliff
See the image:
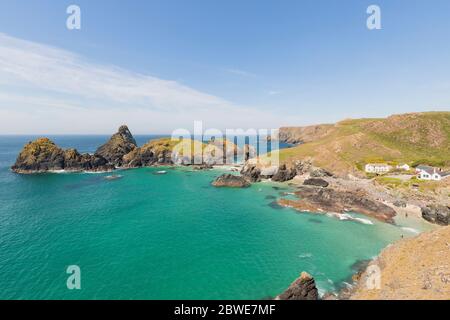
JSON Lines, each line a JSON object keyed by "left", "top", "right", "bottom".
{"left": 277, "top": 112, "right": 450, "bottom": 176}
{"left": 11, "top": 138, "right": 112, "bottom": 173}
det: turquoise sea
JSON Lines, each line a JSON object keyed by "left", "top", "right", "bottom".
{"left": 0, "top": 136, "right": 433, "bottom": 300}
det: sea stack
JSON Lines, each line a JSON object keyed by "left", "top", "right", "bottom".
{"left": 95, "top": 125, "right": 137, "bottom": 167}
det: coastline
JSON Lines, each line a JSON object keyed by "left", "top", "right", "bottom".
{"left": 6, "top": 126, "right": 448, "bottom": 299}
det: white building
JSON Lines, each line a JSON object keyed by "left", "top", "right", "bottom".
{"left": 416, "top": 166, "right": 450, "bottom": 181}
{"left": 396, "top": 164, "right": 410, "bottom": 171}
{"left": 365, "top": 163, "right": 392, "bottom": 174}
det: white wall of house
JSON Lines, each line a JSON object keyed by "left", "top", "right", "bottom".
{"left": 396, "top": 164, "right": 410, "bottom": 171}
{"left": 419, "top": 172, "right": 432, "bottom": 180}
{"left": 418, "top": 170, "right": 444, "bottom": 181}
{"left": 365, "top": 164, "right": 391, "bottom": 173}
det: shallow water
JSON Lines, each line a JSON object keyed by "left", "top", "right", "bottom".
{"left": 0, "top": 136, "right": 432, "bottom": 299}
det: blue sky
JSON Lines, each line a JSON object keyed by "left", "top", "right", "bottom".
{"left": 0, "top": 0, "right": 449, "bottom": 133}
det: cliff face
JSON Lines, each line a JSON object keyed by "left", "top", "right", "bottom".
{"left": 349, "top": 226, "right": 450, "bottom": 300}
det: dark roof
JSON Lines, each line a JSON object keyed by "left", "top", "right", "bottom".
{"left": 416, "top": 165, "right": 433, "bottom": 170}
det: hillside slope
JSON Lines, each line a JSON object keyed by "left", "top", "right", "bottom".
{"left": 349, "top": 226, "right": 450, "bottom": 300}
{"left": 278, "top": 112, "right": 450, "bottom": 176}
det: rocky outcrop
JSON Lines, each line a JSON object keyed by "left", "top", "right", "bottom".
{"left": 193, "top": 164, "right": 213, "bottom": 170}
{"left": 310, "top": 168, "right": 333, "bottom": 178}
{"left": 303, "top": 178, "right": 329, "bottom": 188}
{"left": 95, "top": 125, "right": 137, "bottom": 166}
{"left": 122, "top": 138, "right": 174, "bottom": 167}
{"left": 212, "top": 174, "right": 251, "bottom": 188}
{"left": 241, "top": 160, "right": 335, "bottom": 183}
{"left": 241, "top": 163, "right": 298, "bottom": 182}
{"left": 272, "top": 164, "right": 297, "bottom": 182}
{"left": 292, "top": 160, "right": 313, "bottom": 175}
{"left": 12, "top": 127, "right": 212, "bottom": 174}
{"left": 62, "top": 148, "right": 113, "bottom": 172}
{"left": 240, "top": 163, "right": 262, "bottom": 182}
{"left": 276, "top": 272, "right": 319, "bottom": 300}
{"left": 11, "top": 138, "right": 113, "bottom": 173}
{"left": 278, "top": 186, "right": 397, "bottom": 223}
{"left": 421, "top": 205, "right": 450, "bottom": 226}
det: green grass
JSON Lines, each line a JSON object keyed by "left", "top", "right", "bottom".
{"left": 278, "top": 112, "right": 450, "bottom": 175}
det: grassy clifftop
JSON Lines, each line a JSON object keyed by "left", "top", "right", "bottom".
{"left": 350, "top": 226, "right": 450, "bottom": 300}
{"left": 278, "top": 112, "right": 450, "bottom": 176}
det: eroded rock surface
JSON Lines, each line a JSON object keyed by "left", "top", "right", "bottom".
{"left": 278, "top": 186, "right": 397, "bottom": 223}
{"left": 11, "top": 138, "right": 113, "bottom": 173}
{"left": 212, "top": 174, "right": 251, "bottom": 188}
{"left": 276, "top": 272, "right": 319, "bottom": 300}
{"left": 303, "top": 178, "right": 329, "bottom": 188}
{"left": 95, "top": 125, "right": 137, "bottom": 166}
{"left": 421, "top": 205, "right": 450, "bottom": 226}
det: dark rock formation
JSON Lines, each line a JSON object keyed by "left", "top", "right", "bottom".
{"left": 421, "top": 205, "right": 450, "bottom": 226}
{"left": 95, "top": 125, "right": 137, "bottom": 166}
{"left": 62, "top": 148, "right": 113, "bottom": 172}
{"left": 122, "top": 138, "right": 175, "bottom": 167}
{"left": 11, "top": 128, "right": 205, "bottom": 174}
{"left": 303, "top": 178, "right": 329, "bottom": 188}
{"left": 240, "top": 164, "right": 261, "bottom": 182}
{"left": 393, "top": 200, "right": 407, "bottom": 208}
{"left": 293, "top": 160, "right": 313, "bottom": 175}
{"left": 193, "top": 164, "right": 213, "bottom": 170}
{"left": 11, "top": 138, "right": 65, "bottom": 173}
{"left": 272, "top": 164, "right": 297, "bottom": 182}
{"left": 276, "top": 272, "right": 319, "bottom": 300}
{"left": 310, "top": 168, "right": 333, "bottom": 178}
{"left": 281, "top": 186, "right": 397, "bottom": 223}
{"left": 212, "top": 174, "right": 251, "bottom": 188}
{"left": 11, "top": 138, "right": 113, "bottom": 173}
